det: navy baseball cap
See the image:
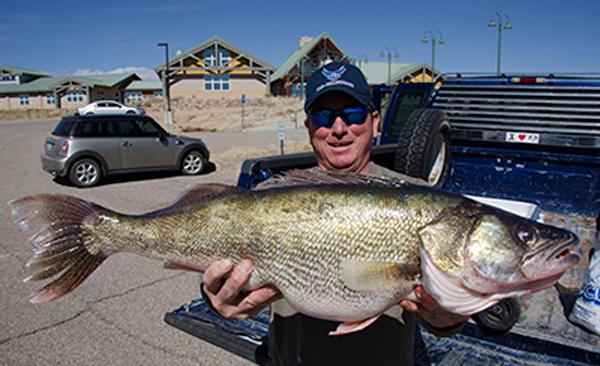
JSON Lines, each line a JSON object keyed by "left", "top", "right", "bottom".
{"left": 304, "top": 61, "right": 373, "bottom": 112}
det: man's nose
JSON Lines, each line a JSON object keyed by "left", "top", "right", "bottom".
{"left": 331, "top": 116, "right": 348, "bottom": 136}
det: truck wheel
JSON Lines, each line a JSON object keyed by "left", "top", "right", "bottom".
{"left": 472, "top": 298, "right": 521, "bottom": 336}
{"left": 394, "top": 109, "right": 450, "bottom": 187}
{"left": 68, "top": 158, "right": 101, "bottom": 187}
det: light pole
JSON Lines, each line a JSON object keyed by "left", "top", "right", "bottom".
{"left": 421, "top": 31, "right": 445, "bottom": 82}
{"left": 296, "top": 56, "right": 309, "bottom": 100}
{"left": 380, "top": 47, "right": 399, "bottom": 86}
{"left": 488, "top": 12, "right": 512, "bottom": 75}
{"left": 354, "top": 54, "right": 368, "bottom": 70}
{"left": 157, "top": 42, "right": 172, "bottom": 125}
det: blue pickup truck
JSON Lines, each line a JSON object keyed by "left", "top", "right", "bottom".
{"left": 166, "top": 74, "right": 600, "bottom": 365}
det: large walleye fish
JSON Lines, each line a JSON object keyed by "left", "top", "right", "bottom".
{"left": 8, "top": 171, "right": 580, "bottom": 335}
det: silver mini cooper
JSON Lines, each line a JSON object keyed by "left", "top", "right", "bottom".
{"left": 42, "top": 115, "right": 211, "bottom": 187}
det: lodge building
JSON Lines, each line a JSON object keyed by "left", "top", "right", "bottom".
{"left": 1, "top": 33, "right": 436, "bottom": 111}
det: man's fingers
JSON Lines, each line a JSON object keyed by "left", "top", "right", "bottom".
{"left": 414, "top": 286, "right": 440, "bottom": 312}
{"left": 217, "top": 259, "right": 253, "bottom": 302}
{"left": 203, "top": 259, "right": 233, "bottom": 294}
{"left": 399, "top": 300, "right": 419, "bottom": 312}
{"left": 240, "top": 286, "right": 281, "bottom": 311}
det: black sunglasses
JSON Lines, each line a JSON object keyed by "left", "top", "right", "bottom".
{"left": 310, "top": 107, "right": 369, "bottom": 128}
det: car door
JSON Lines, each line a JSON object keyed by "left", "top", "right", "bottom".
{"left": 133, "top": 117, "right": 177, "bottom": 166}
{"left": 116, "top": 118, "right": 173, "bottom": 170}
{"left": 105, "top": 101, "right": 124, "bottom": 114}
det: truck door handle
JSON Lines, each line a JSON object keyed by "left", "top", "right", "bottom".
{"left": 123, "top": 141, "right": 133, "bottom": 147}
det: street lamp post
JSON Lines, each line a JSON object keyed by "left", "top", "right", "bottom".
{"left": 421, "top": 31, "right": 445, "bottom": 82}
{"left": 488, "top": 12, "right": 512, "bottom": 75}
{"left": 354, "top": 54, "right": 368, "bottom": 70}
{"left": 157, "top": 42, "right": 173, "bottom": 125}
{"left": 380, "top": 47, "right": 399, "bottom": 86}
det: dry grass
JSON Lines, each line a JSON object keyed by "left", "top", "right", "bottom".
{"left": 1, "top": 96, "right": 306, "bottom": 133}
{"left": 0, "top": 108, "right": 77, "bottom": 122}
{"left": 143, "top": 96, "right": 306, "bottom": 132}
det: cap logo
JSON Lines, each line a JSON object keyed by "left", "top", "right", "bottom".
{"left": 322, "top": 65, "right": 346, "bottom": 81}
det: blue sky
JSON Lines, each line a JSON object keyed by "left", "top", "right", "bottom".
{"left": 3, "top": 0, "right": 599, "bottom": 79}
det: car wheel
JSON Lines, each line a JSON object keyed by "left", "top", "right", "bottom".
{"left": 181, "top": 151, "right": 206, "bottom": 175}
{"left": 394, "top": 109, "right": 451, "bottom": 187}
{"left": 68, "top": 158, "right": 102, "bottom": 187}
{"left": 86, "top": 112, "right": 94, "bottom": 115}
{"left": 472, "top": 298, "right": 521, "bottom": 336}
{"left": 126, "top": 110, "right": 136, "bottom": 115}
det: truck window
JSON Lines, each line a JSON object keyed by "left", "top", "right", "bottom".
{"left": 384, "top": 89, "right": 428, "bottom": 141}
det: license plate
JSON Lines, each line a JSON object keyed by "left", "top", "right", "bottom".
{"left": 45, "top": 141, "right": 54, "bottom": 151}
{"left": 505, "top": 132, "right": 539, "bottom": 144}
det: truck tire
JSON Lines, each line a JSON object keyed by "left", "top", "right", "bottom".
{"left": 472, "top": 298, "right": 521, "bottom": 336}
{"left": 394, "top": 109, "right": 450, "bottom": 187}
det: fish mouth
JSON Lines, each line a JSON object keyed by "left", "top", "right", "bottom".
{"left": 521, "top": 232, "right": 581, "bottom": 279}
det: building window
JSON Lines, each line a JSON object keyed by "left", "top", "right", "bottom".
{"left": 204, "top": 49, "right": 217, "bottom": 67}
{"left": 219, "top": 50, "right": 230, "bottom": 67}
{"left": 46, "top": 93, "right": 55, "bottom": 104}
{"left": 204, "top": 74, "right": 230, "bottom": 91}
{"left": 153, "top": 90, "right": 163, "bottom": 98}
{"left": 1, "top": 74, "right": 15, "bottom": 81}
{"left": 19, "top": 95, "right": 29, "bottom": 105}
{"left": 66, "top": 91, "right": 85, "bottom": 103}
{"left": 125, "top": 91, "right": 142, "bottom": 102}
{"left": 203, "top": 48, "right": 230, "bottom": 67}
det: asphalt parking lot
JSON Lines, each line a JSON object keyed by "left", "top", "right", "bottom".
{"left": 0, "top": 118, "right": 306, "bottom": 365}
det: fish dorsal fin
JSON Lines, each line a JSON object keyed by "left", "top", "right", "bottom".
{"left": 340, "top": 259, "right": 420, "bottom": 292}
{"left": 264, "top": 169, "right": 412, "bottom": 189}
{"left": 417, "top": 209, "right": 476, "bottom": 277}
{"left": 149, "top": 183, "right": 238, "bottom": 216}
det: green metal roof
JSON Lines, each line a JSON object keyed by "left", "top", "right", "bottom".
{"left": 270, "top": 32, "right": 347, "bottom": 82}
{"left": 0, "top": 65, "right": 51, "bottom": 77}
{"left": 0, "top": 73, "right": 140, "bottom": 94}
{"left": 155, "top": 36, "right": 275, "bottom": 73}
{"left": 352, "top": 62, "right": 437, "bottom": 85}
{"left": 125, "top": 81, "right": 162, "bottom": 91}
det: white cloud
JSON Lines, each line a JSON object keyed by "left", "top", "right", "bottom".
{"left": 73, "top": 67, "right": 159, "bottom": 81}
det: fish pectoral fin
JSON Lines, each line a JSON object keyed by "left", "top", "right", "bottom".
{"left": 163, "top": 261, "right": 205, "bottom": 272}
{"left": 329, "top": 316, "right": 380, "bottom": 336}
{"left": 340, "top": 259, "right": 419, "bottom": 292}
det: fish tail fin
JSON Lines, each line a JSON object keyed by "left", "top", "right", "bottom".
{"left": 8, "top": 194, "right": 115, "bottom": 303}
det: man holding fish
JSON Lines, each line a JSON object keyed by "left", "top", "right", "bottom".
{"left": 202, "top": 61, "right": 470, "bottom": 365}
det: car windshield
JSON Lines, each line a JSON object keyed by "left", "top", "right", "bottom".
{"left": 52, "top": 119, "right": 76, "bottom": 137}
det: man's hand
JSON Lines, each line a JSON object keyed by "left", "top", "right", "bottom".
{"left": 399, "top": 285, "right": 469, "bottom": 329}
{"left": 202, "top": 258, "right": 282, "bottom": 319}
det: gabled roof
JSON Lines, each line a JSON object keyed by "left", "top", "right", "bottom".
{"left": 0, "top": 65, "right": 51, "bottom": 77}
{"left": 125, "top": 81, "right": 162, "bottom": 91}
{"left": 155, "top": 36, "right": 275, "bottom": 72}
{"left": 0, "top": 73, "right": 140, "bottom": 94}
{"left": 271, "top": 32, "right": 347, "bottom": 82}
{"left": 357, "top": 62, "right": 433, "bottom": 85}
{"left": 390, "top": 63, "right": 439, "bottom": 83}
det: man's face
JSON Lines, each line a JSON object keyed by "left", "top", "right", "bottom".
{"left": 306, "top": 91, "right": 380, "bottom": 173}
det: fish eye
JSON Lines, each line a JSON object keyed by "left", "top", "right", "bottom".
{"left": 517, "top": 224, "right": 537, "bottom": 244}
